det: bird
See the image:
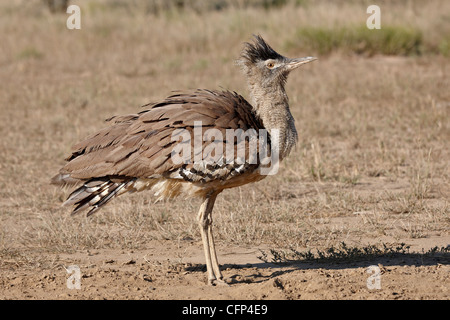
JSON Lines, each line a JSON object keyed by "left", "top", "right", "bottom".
{"left": 52, "top": 35, "right": 317, "bottom": 285}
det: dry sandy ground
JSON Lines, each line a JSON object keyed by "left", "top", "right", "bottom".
{"left": 1, "top": 238, "right": 448, "bottom": 300}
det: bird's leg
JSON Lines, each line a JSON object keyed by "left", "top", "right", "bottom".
{"left": 197, "top": 193, "right": 227, "bottom": 286}
{"left": 198, "top": 196, "right": 215, "bottom": 285}
{"left": 207, "top": 218, "right": 227, "bottom": 285}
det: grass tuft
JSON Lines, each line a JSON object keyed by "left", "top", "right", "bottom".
{"left": 16, "top": 47, "right": 44, "bottom": 60}
{"left": 258, "top": 242, "right": 449, "bottom": 264}
{"left": 289, "top": 25, "right": 424, "bottom": 56}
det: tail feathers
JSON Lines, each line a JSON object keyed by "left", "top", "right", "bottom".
{"left": 63, "top": 177, "right": 136, "bottom": 216}
{"left": 51, "top": 173, "right": 81, "bottom": 186}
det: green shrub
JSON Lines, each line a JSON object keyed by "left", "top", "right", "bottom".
{"left": 439, "top": 39, "right": 450, "bottom": 57}
{"left": 292, "top": 25, "right": 423, "bottom": 56}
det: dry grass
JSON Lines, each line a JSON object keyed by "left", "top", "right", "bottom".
{"left": 0, "top": 0, "right": 449, "bottom": 268}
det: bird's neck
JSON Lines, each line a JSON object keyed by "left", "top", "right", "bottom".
{"left": 248, "top": 82, "right": 298, "bottom": 160}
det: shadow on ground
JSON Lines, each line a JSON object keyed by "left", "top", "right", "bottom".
{"left": 185, "top": 251, "right": 449, "bottom": 284}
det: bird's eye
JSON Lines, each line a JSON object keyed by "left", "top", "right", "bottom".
{"left": 266, "top": 62, "right": 275, "bottom": 69}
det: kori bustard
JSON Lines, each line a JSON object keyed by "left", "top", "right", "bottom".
{"left": 52, "top": 35, "right": 317, "bottom": 285}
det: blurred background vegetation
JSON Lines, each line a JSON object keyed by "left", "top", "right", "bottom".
{"left": 0, "top": 0, "right": 448, "bottom": 253}
{"left": 38, "top": 0, "right": 450, "bottom": 57}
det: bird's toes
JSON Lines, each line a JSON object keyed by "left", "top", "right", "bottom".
{"left": 212, "top": 278, "right": 230, "bottom": 287}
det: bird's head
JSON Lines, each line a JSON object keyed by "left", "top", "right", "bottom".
{"left": 238, "top": 35, "right": 317, "bottom": 88}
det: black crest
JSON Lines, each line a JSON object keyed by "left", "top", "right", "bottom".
{"left": 241, "top": 35, "right": 283, "bottom": 65}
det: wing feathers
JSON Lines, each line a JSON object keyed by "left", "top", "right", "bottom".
{"left": 57, "top": 89, "right": 266, "bottom": 182}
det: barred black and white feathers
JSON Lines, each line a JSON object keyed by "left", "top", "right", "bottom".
{"left": 63, "top": 177, "right": 136, "bottom": 216}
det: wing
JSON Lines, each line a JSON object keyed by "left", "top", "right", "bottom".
{"left": 53, "top": 89, "right": 270, "bottom": 185}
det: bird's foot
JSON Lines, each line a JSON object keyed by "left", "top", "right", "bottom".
{"left": 208, "top": 277, "right": 230, "bottom": 287}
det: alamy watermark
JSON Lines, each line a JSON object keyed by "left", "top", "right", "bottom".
{"left": 366, "top": 265, "right": 381, "bottom": 290}
{"left": 65, "top": 265, "right": 81, "bottom": 289}
{"left": 367, "top": 5, "right": 381, "bottom": 29}
{"left": 66, "top": 5, "right": 382, "bottom": 32}
{"left": 66, "top": 5, "right": 81, "bottom": 30}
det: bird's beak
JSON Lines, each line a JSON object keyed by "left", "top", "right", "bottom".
{"left": 285, "top": 56, "right": 317, "bottom": 71}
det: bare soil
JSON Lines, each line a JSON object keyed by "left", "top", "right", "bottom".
{"left": 1, "top": 239, "right": 448, "bottom": 300}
